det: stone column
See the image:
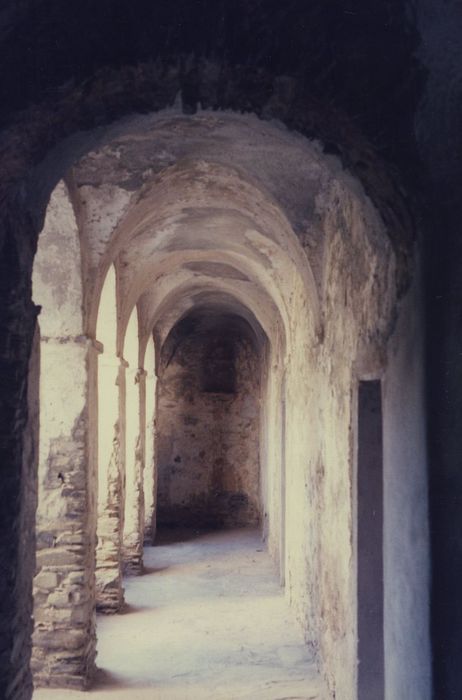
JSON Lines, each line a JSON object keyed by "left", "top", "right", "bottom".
{"left": 122, "top": 367, "right": 145, "bottom": 575}
{"left": 32, "top": 335, "right": 97, "bottom": 690}
{"left": 143, "top": 363, "right": 157, "bottom": 544}
{"left": 95, "top": 354, "right": 125, "bottom": 613}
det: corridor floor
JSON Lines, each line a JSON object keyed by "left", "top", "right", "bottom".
{"left": 34, "top": 529, "right": 326, "bottom": 700}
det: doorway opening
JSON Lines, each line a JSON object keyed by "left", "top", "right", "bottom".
{"left": 357, "top": 379, "right": 384, "bottom": 700}
{"left": 155, "top": 309, "right": 263, "bottom": 535}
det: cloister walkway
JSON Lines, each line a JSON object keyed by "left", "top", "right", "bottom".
{"left": 34, "top": 529, "right": 326, "bottom": 700}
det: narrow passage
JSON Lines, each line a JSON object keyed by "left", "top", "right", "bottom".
{"left": 34, "top": 530, "right": 325, "bottom": 699}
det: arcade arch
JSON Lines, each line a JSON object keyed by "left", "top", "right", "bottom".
{"left": 28, "top": 109, "right": 425, "bottom": 700}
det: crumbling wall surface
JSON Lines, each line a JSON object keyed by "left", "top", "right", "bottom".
{"left": 31, "top": 340, "right": 97, "bottom": 688}
{"left": 32, "top": 182, "right": 83, "bottom": 339}
{"left": 312, "top": 175, "right": 428, "bottom": 700}
{"left": 121, "top": 308, "right": 145, "bottom": 575}
{"left": 156, "top": 328, "right": 261, "bottom": 529}
{"left": 96, "top": 355, "right": 126, "bottom": 608}
{"left": 259, "top": 343, "right": 283, "bottom": 565}
{"left": 278, "top": 284, "right": 321, "bottom": 651}
{"left": 279, "top": 168, "right": 418, "bottom": 700}
{"left": 317, "top": 178, "right": 397, "bottom": 700}
{"left": 95, "top": 412, "right": 124, "bottom": 612}
{"left": 123, "top": 368, "right": 145, "bottom": 574}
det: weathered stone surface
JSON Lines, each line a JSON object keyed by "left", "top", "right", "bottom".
{"left": 143, "top": 339, "right": 157, "bottom": 544}
{"left": 30, "top": 186, "right": 97, "bottom": 690}
{"left": 34, "top": 571, "right": 59, "bottom": 590}
{"left": 121, "top": 313, "right": 145, "bottom": 576}
{"left": 95, "top": 271, "right": 126, "bottom": 613}
{"left": 156, "top": 313, "right": 261, "bottom": 530}
{"left": 95, "top": 417, "right": 124, "bottom": 612}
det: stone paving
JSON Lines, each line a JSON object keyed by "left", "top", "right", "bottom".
{"left": 34, "top": 529, "right": 327, "bottom": 699}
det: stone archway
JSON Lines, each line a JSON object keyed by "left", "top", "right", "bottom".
{"left": 155, "top": 309, "right": 263, "bottom": 532}
{"left": 20, "top": 109, "right": 430, "bottom": 700}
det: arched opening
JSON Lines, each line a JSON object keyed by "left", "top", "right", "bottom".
{"left": 95, "top": 265, "right": 124, "bottom": 612}
{"left": 156, "top": 308, "right": 264, "bottom": 533}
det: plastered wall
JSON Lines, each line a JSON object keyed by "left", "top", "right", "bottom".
{"left": 382, "top": 260, "right": 431, "bottom": 699}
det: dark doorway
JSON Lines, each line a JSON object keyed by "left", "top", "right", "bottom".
{"left": 357, "top": 380, "right": 384, "bottom": 700}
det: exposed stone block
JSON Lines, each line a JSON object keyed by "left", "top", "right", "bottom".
{"left": 34, "top": 571, "right": 59, "bottom": 590}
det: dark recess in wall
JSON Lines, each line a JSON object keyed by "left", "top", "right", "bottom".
{"left": 156, "top": 310, "right": 260, "bottom": 531}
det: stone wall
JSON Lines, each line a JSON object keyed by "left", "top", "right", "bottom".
{"left": 315, "top": 181, "right": 396, "bottom": 699}
{"left": 156, "top": 318, "right": 261, "bottom": 530}
{"left": 266, "top": 172, "right": 407, "bottom": 699}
